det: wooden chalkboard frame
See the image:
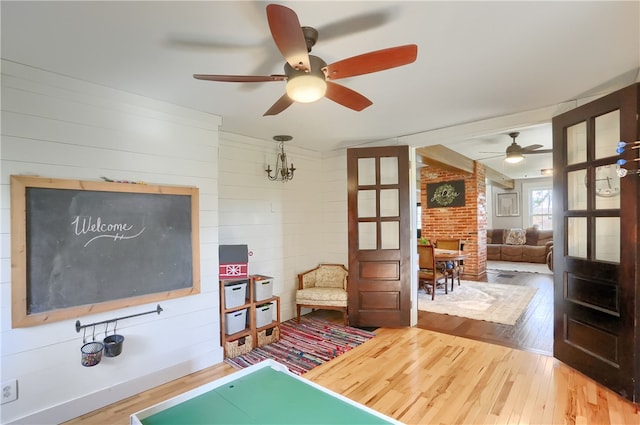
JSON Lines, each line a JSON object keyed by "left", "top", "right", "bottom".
{"left": 10, "top": 175, "right": 201, "bottom": 328}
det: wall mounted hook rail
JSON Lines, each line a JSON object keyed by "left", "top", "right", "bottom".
{"left": 75, "top": 304, "right": 163, "bottom": 333}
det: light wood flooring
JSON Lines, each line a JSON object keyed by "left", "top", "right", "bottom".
{"left": 65, "top": 269, "right": 640, "bottom": 425}
{"left": 418, "top": 268, "right": 553, "bottom": 355}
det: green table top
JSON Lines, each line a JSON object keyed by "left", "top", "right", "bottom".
{"left": 140, "top": 367, "right": 392, "bottom": 424}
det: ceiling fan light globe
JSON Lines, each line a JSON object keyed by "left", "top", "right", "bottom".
{"left": 504, "top": 152, "right": 524, "bottom": 164}
{"left": 286, "top": 75, "right": 327, "bottom": 103}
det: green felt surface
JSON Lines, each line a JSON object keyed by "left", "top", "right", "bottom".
{"left": 140, "top": 367, "right": 392, "bottom": 425}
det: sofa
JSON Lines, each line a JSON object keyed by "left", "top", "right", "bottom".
{"left": 486, "top": 227, "right": 553, "bottom": 263}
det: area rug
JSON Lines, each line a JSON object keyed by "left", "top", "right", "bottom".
{"left": 224, "top": 318, "right": 376, "bottom": 375}
{"left": 418, "top": 281, "right": 537, "bottom": 325}
{"left": 487, "top": 260, "right": 552, "bottom": 275}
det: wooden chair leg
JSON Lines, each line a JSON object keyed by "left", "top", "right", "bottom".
{"left": 342, "top": 309, "right": 348, "bottom": 325}
{"left": 431, "top": 280, "right": 435, "bottom": 300}
{"left": 296, "top": 305, "right": 301, "bottom": 323}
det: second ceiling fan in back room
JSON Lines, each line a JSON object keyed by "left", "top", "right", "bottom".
{"left": 193, "top": 4, "right": 418, "bottom": 116}
{"left": 481, "top": 132, "right": 553, "bottom": 164}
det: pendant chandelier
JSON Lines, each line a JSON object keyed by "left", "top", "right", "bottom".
{"left": 265, "top": 135, "right": 296, "bottom": 182}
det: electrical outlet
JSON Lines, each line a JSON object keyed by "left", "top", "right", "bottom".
{"left": 1, "top": 379, "right": 18, "bottom": 404}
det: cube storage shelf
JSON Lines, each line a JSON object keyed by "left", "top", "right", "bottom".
{"left": 255, "top": 302, "right": 274, "bottom": 328}
{"left": 223, "top": 280, "right": 248, "bottom": 309}
{"left": 252, "top": 275, "right": 273, "bottom": 301}
{"left": 225, "top": 308, "right": 248, "bottom": 335}
{"left": 219, "top": 275, "right": 280, "bottom": 358}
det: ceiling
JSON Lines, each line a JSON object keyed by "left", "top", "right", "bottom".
{"left": 2, "top": 1, "right": 639, "bottom": 179}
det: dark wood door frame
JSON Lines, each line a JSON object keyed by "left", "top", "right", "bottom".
{"left": 552, "top": 83, "right": 639, "bottom": 402}
{"left": 347, "top": 146, "right": 412, "bottom": 328}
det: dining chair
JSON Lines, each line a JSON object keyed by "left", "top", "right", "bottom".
{"left": 417, "top": 244, "right": 447, "bottom": 300}
{"left": 435, "top": 239, "right": 464, "bottom": 290}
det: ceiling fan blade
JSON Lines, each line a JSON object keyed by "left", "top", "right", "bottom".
{"left": 193, "top": 74, "right": 287, "bottom": 82}
{"left": 325, "top": 81, "right": 373, "bottom": 111}
{"left": 266, "top": 4, "right": 310, "bottom": 72}
{"left": 263, "top": 94, "right": 294, "bottom": 116}
{"left": 324, "top": 44, "right": 417, "bottom": 80}
{"left": 525, "top": 149, "right": 553, "bottom": 155}
{"left": 521, "top": 144, "right": 544, "bottom": 152}
{"left": 317, "top": 8, "right": 396, "bottom": 42}
{"left": 477, "top": 154, "right": 504, "bottom": 160}
{"left": 166, "top": 35, "right": 258, "bottom": 52}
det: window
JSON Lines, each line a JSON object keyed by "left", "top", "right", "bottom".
{"left": 530, "top": 189, "right": 553, "bottom": 229}
{"left": 523, "top": 181, "right": 553, "bottom": 230}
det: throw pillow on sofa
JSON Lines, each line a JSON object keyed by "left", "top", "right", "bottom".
{"left": 505, "top": 228, "right": 526, "bottom": 245}
{"left": 525, "top": 226, "right": 539, "bottom": 245}
{"left": 491, "top": 229, "right": 505, "bottom": 244}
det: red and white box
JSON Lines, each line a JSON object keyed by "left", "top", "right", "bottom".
{"left": 219, "top": 245, "right": 249, "bottom": 279}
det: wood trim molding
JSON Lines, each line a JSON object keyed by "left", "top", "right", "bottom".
{"left": 416, "top": 145, "right": 514, "bottom": 189}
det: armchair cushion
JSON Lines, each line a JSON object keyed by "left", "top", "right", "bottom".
{"left": 296, "top": 287, "right": 348, "bottom": 307}
{"left": 315, "top": 265, "right": 348, "bottom": 289}
{"left": 299, "top": 264, "right": 348, "bottom": 290}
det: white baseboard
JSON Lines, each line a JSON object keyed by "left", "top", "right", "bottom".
{"left": 7, "top": 350, "right": 222, "bottom": 425}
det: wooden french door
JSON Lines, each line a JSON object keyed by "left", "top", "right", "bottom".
{"left": 346, "top": 146, "right": 411, "bottom": 328}
{"left": 552, "top": 83, "right": 639, "bottom": 402}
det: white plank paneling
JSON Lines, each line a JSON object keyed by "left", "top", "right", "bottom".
{"left": 1, "top": 60, "right": 221, "bottom": 424}
{"left": 1, "top": 59, "right": 351, "bottom": 424}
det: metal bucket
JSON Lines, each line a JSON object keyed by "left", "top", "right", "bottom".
{"left": 81, "top": 342, "right": 104, "bottom": 367}
{"left": 103, "top": 334, "right": 125, "bottom": 357}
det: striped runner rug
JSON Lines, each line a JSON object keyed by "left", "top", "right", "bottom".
{"left": 225, "top": 318, "right": 376, "bottom": 375}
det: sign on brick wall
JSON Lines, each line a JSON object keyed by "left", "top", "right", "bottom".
{"left": 426, "top": 180, "right": 466, "bottom": 208}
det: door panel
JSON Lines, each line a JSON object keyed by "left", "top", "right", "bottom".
{"left": 552, "top": 83, "right": 639, "bottom": 402}
{"left": 359, "top": 261, "right": 400, "bottom": 279}
{"left": 347, "top": 146, "right": 411, "bottom": 327}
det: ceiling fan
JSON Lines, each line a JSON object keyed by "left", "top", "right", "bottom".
{"left": 193, "top": 4, "right": 418, "bottom": 116}
{"left": 480, "top": 132, "right": 553, "bottom": 163}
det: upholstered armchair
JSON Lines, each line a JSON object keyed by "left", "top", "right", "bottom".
{"left": 296, "top": 264, "right": 348, "bottom": 324}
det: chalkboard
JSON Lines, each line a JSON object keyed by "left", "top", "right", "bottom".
{"left": 11, "top": 176, "right": 200, "bottom": 328}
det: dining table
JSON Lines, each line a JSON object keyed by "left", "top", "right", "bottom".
{"left": 434, "top": 248, "right": 468, "bottom": 262}
{"left": 434, "top": 249, "right": 469, "bottom": 290}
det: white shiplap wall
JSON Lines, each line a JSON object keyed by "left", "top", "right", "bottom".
{"left": 0, "top": 60, "right": 351, "bottom": 424}
{"left": 218, "top": 132, "right": 348, "bottom": 321}
{"left": 0, "top": 60, "right": 223, "bottom": 424}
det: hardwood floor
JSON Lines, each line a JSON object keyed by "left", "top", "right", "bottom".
{"left": 64, "top": 324, "right": 639, "bottom": 425}
{"left": 64, "top": 269, "right": 640, "bottom": 424}
{"left": 304, "top": 327, "right": 639, "bottom": 424}
{"left": 417, "top": 268, "right": 553, "bottom": 356}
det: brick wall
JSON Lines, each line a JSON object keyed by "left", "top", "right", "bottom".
{"left": 421, "top": 162, "right": 487, "bottom": 279}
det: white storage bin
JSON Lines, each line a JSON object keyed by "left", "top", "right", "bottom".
{"left": 255, "top": 302, "right": 273, "bottom": 328}
{"left": 225, "top": 308, "right": 247, "bottom": 335}
{"left": 224, "top": 280, "right": 248, "bottom": 309}
{"left": 253, "top": 275, "right": 273, "bottom": 301}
